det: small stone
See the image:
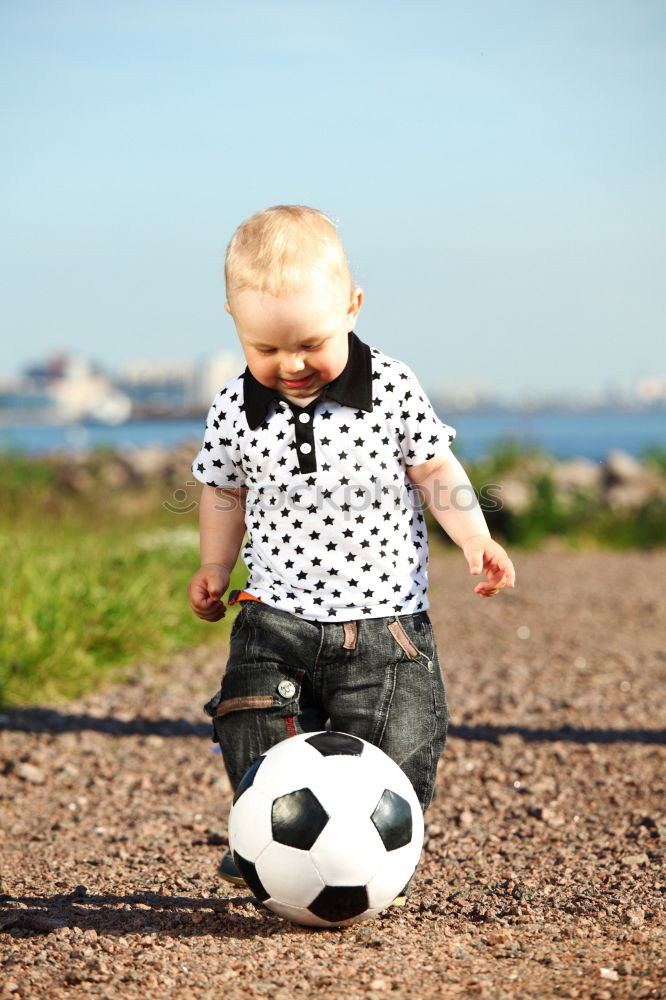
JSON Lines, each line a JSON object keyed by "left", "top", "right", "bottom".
{"left": 458, "top": 808, "right": 474, "bottom": 828}
{"left": 24, "top": 913, "right": 67, "bottom": 933}
{"left": 621, "top": 852, "right": 649, "bottom": 866}
{"left": 15, "top": 762, "right": 47, "bottom": 784}
{"left": 486, "top": 931, "right": 512, "bottom": 945}
{"left": 622, "top": 907, "right": 645, "bottom": 927}
{"left": 599, "top": 967, "right": 619, "bottom": 981}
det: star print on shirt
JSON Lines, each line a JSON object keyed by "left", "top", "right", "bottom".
{"left": 192, "top": 335, "right": 456, "bottom": 622}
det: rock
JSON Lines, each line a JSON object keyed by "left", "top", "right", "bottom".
{"left": 604, "top": 450, "right": 645, "bottom": 484}
{"left": 494, "top": 478, "right": 532, "bottom": 515}
{"left": 57, "top": 466, "right": 97, "bottom": 494}
{"left": 98, "top": 458, "right": 133, "bottom": 490}
{"left": 15, "top": 762, "right": 47, "bottom": 784}
{"left": 622, "top": 907, "right": 646, "bottom": 927}
{"left": 23, "top": 913, "right": 67, "bottom": 932}
{"left": 553, "top": 459, "right": 602, "bottom": 494}
{"left": 119, "top": 446, "right": 172, "bottom": 482}
{"left": 602, "top": 451, "right": 665, "bottom": 509}
{"left": 458, "top": 808, "right": 474, "bottom": 828}
{"left": 599, "top": 967, "right": 619, "bottom": 981}
{"left": 621, "top": 853, "right": 649, "bottom": 866}
{"left": 605, "top": 481, "right": 663, "bottom": 509}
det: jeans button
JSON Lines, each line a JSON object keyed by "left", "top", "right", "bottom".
{"left": 277, "top": 680, "right": 296, "bottom": 699}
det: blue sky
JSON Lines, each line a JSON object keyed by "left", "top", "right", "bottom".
{"left": 1, "top": 0, "right": 664, "bottom": 398}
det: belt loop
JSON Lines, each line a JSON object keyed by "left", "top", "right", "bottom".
{"left": 342, "top": 621, "right": 358, "bottom": 650}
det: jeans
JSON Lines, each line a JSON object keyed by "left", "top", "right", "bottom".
{"left": 204, "top": 602, "right": 448, "bottom": 811}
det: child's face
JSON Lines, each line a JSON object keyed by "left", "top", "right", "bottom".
{"left": 227, "top": 274, "right": 363, "bottom": 406}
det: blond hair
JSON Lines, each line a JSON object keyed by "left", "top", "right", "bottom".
{"left": 225, "top": 205, "right": 352, "bottom": 301}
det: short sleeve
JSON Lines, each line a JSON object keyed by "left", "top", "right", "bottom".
{"left": 191, "top": 378, "right": 247, "bottom": 488}
{"left": 394, "top": 363, "right": 456, "bottom": 467}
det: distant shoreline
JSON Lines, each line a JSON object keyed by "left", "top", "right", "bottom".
{"left": 1, "top": 408, "right": 665, "bottom": 466}
{"left": 2, "top": 401, "right": 666, "bottom": 427}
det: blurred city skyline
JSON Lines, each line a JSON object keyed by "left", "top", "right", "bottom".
{"left": 2, "top": 346, "right": 664, "bottom": 424}
{"left": 2, "top": 1, "right": 665, "bottom": 398}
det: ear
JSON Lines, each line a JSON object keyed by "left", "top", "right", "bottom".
{"left": 224, "top": 301, "right": 232, "bottom": 315}
{"left": 347, "top": 287, "right": 363, "bottom": 325}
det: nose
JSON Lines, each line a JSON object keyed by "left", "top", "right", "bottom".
{"left": 283, "top": 353, "right": 306, "bottom": 375}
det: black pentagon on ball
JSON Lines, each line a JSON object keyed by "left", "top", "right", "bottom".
{"left": 308, "top": 885, "right": 369, "bottom": 923}
{"left": 271, "top": 787, "right": 329, "bottom": 849}
{"left": 232, "top": 755, "right": 266, "bottom": 805}
{"left": 371, "top": 788, "right": 413, "bottom": 850}
{"left": 232, "top": 851, "right": 270, "bottom": 901}
{"left": 305, "top": 731, "right": 364, "bottom": 756}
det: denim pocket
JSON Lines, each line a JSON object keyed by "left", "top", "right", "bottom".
{"left": 386, "top": 614, "right": 435, "bottom": 671}
{"left": 210, "top": 665, "right": 303, "bottom": 784}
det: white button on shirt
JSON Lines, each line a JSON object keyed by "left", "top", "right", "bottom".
{"left": 193, "top": 340, "right": 456, "bottom": 622}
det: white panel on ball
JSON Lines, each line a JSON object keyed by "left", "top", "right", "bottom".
{"left": 227, "top": 787, "right": 273, "bottom": 861}
{"left": 255, "top": 841, "right": 325, "bottom": 906}
{"left": 252, "top": 744, "right": 325, "bottom": 799}
{"left": 309, "top": 815, "right": 385, "bottom": 886}
{"left": 364, "top": 845, "right": 422, "bottom": 909}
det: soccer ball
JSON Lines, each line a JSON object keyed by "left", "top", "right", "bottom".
{"left": 228, "top": 730, "right": 424, "bottom": 927}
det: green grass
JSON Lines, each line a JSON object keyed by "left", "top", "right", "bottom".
{"left": 2, "top": 441, "right": 665, "bottom": 706}
{"left": 0, "top": 458, "right": 245, "bottom": 707}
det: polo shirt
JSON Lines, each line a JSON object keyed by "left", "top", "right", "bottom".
{"left": 192, "top": 333, "right": 456, "bottom": 622}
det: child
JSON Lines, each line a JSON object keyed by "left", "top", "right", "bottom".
{"left": 189, "top": 205, "right": 515, "bottom": 886}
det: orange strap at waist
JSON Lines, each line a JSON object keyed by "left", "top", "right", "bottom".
{"left": 228, "top": 589, "right": 264, "bottom": 605}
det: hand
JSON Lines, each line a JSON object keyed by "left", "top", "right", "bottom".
{"left": 462, "top": 536, "right": 516, "bottom": 598}
{"left": 188, "top": 563, "right": 231, "bottom": 622}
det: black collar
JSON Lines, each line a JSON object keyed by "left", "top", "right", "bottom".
{"left": 242, "top": 332, "right": 373, "bottom": 429}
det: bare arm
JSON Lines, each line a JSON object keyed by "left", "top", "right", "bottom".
{"left": 188, "top": 486, "right": 247, "bottom": 621}
{"left": 408, "top": 454, "right": 515, "bottom": 597}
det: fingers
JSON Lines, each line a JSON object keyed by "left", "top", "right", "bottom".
{"left": 197, "top": 600, "right": 227, "bottom": 622}
{"left": 188, "top": 570, "right": 227, "bottom": 621}
{"left": 502, "top": 557, "right": 516, "bottom": 589}
{"left": 464, "top": 538, "right": 516, "bottom": 598}
{"left": 474, "top": 577, "right": 506, "bottom": 598}
{"left": 192, "top": 594, "right": 226, "bottom": 621}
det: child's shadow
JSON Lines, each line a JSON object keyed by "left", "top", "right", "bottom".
{"left": 2, "top": 889, "right": 312, "bottom": 939}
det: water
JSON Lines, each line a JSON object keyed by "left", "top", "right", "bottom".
{"left": 451, "top": 410, "right": 665, "bottom": 461}
{"left": 1, "top": 410, "right": 664, "bottom": 461}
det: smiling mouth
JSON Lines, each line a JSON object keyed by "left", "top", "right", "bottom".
{"left": 281, "top": 375, "right": 313, "bottom": 389}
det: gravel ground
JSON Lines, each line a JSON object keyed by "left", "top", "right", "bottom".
{"left": 1, "top": 549, "right": 664, "bottom": 1000}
